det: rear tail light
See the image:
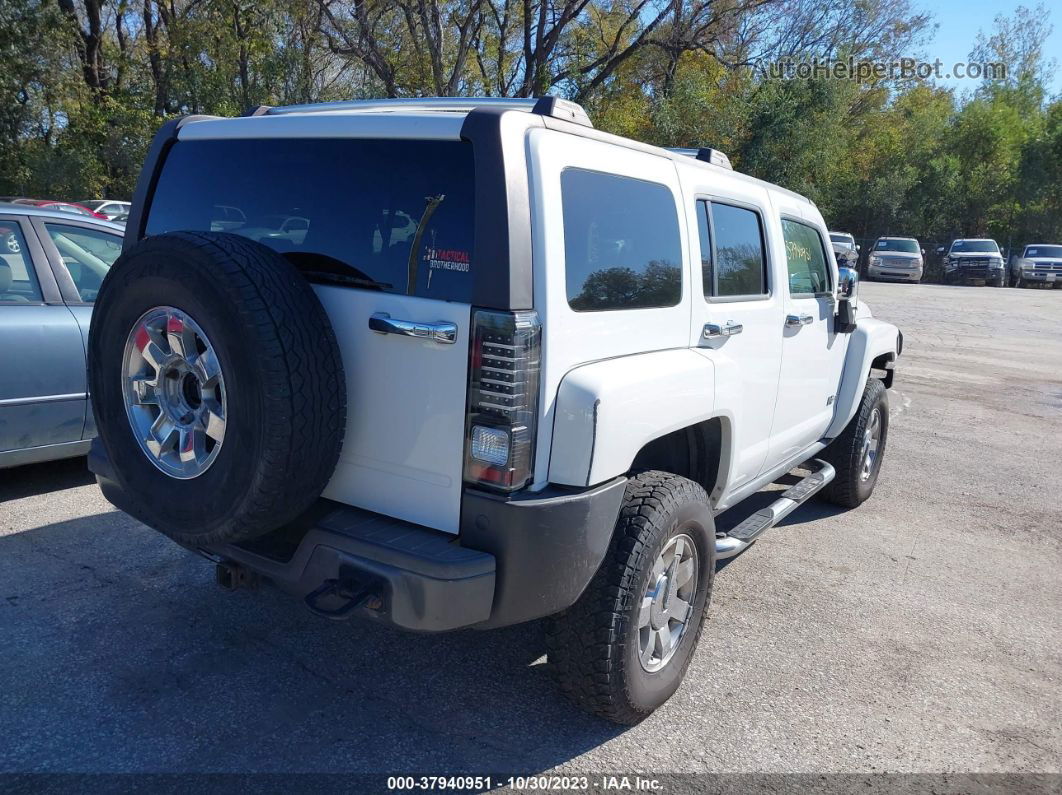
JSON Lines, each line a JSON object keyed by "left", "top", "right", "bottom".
{"left": 464, "top": 309, "right": 541, "bottom": 491}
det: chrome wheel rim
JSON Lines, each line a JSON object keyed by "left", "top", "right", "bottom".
{"left": 637, "top": 533, "right": 698, "bottom": 673}
{"left": 860, "top": 406, "right": 882, "bottom": 482}
{"left": 5, "top": 234, "right": 19, "bottom": 254}
{"left": 121, "top": 306, "right": 227, "bottom": 479}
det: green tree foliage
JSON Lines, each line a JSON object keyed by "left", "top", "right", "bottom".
{"left": 0, "top": 0, "right": 1058, "bottom": 251}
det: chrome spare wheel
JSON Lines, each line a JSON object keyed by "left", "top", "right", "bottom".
{"left": 860, "top": 406, "right": 882, "bottom": 482}
{"left": 638, "top": 533, "right": 698, "bottom": 673}
{"left": 122, "top": 306, "right": 227, "bottom": 479}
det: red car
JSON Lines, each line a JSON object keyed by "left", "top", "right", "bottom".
{"left": 12, "top": 199, "right": 109, "bottom": 220}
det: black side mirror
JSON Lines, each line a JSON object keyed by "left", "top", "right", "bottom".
{"left": 835, "top": 266, "right": 858, "bottom": 334}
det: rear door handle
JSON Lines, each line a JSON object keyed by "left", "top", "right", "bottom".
{"left": 785, "top": 313, "right": 814, "bottom": 328}
{"left": 369, "top": 312, "right": 457, "bottom": 344}
{"left": 703, "top": 321, "right": 743, "bottom": 339}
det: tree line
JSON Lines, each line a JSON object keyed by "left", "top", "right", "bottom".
{"left": 2, "top": 0, "right": 1059, "bottom": 250}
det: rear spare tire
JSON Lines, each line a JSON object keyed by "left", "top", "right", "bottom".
{"left": 89, "top": 231, "right": 346, "bottom": 546}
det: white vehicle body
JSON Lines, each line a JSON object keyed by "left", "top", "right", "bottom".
{"left": 89, "top": 98, "right": 902, "bottom": 721}
{"left": 155, "top": 102, "right": 898, "bottom": 535}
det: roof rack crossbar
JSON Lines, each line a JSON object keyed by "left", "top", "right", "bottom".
{"left": 258, "top": 96, "right": 593, "bottom": 127}
{"left": 667, "top": 146, "right": 733, "bottom": 170}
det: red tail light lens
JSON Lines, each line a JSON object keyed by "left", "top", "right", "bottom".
{"left": 464, "top": 309, "right": 541, "bottom": 491}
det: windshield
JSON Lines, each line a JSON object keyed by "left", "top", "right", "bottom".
{"left": 1024, "top": 245, "right": 1062, "bottom": 259}
{"left": 829, "top": 234, "right": 854, "bottom": 246}
{"left": 950, "top": 240, "right": 999, "bottom": 254}
{"left": 876, "top": 239, "right": 919, "bottom": 253}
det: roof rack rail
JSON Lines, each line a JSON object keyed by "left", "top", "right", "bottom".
{"left": 253, "top": 96, "right": 593, "bottom": 127}
{"left": 668, "top": 146, "right": 733, "bottom": 170}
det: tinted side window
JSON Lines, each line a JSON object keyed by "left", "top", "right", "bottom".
{"left": 147, "top": 138, "right": 476, "bottom": 303}
{"left": 562, "top": 169, "right": 682, "bottom": 311}
{"left": 708, "top": 202, "right": 767, "bottom": 297}
{"left": 45, "top": 224, "right": 122, "bottom": 302}
{"left": 0, "top": 224, "right": 42, "bottom": 303}
{"left": 782, "top": 219, "right": 831, "bottom": 296}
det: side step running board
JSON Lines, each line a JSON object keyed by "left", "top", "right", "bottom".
{"left": 715, "top": 459, "right": 835, "bottom": 560}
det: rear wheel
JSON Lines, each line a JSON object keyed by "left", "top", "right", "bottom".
{"left": 89, "top": 231, "right": 346, "bottom": 546}
{"left": 546, "top": 471, "right": 716, "bottom": 725}
{"left": 819, "top": 378, "right": 889, "bottom": 508}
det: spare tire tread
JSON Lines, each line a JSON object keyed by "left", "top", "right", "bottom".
{"left": 185, "top": 232, "right": 345, "bottom": 537}
{"left": 90, "top": 231, "right": 346, "bottom": 546}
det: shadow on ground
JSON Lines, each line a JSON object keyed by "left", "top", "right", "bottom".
{"left": 0, "top": 457, "right": 94, "bottom": 503}
{"left": 0, "top": 511, "right": 626, "bottom": 773}
{"left": 0, "top": 479, "right": 851, "bottom": 773}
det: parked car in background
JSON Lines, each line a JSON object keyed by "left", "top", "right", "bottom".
{"left": 12, "top": 199, "right": 109, "bottom": 220}
{"left": 940, "top": 239, "right": 1005, "bottom": 286}
{"left": 0, "top": 203, "right": 124, "bottom": 468}
{"left": 829, "top": 231, "right": 860, "bottom": 268}
{"left": 79, "top": 200, "right": 132, "bottom": 221}
{"left": 866, "top": 237, "right": 924, "bottom": 283}
{"left": 1009, "top": 243, "right": 1062, "bottom": 288}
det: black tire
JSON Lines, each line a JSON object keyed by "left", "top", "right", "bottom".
{"left": 819, "top": 378, "right": 888, "bottom": 508}
{"left": 545, "top": 471, "right": 716, "bottom": 725}
{"left": 89, "top": 231, "right": 346, "bottom": 546}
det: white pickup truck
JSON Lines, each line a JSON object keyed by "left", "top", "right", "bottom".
{"left": 87, "top": 97, "right": 901, "bottom": 724}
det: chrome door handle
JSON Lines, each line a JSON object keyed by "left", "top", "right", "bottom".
{"left": 703, "top": 321, "right": 743, "bottom": 339}
{"left": 369, "top": 312, "right": 457, "bottom": 344}
{"left": 785, "top": 313, "right": 814, "bottom": 328}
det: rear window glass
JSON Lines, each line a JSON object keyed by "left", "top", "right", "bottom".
{"left": 146, "top": 138, "right": 476, "bottom": 302}
{"left": 561, "top": 169, "right": 682, "bottom": 312}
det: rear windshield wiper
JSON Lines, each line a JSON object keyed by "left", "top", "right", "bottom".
{"left": 301, "top": 270, "right": 393, "bottom": 290}
{"left": 282, "top": 252, "right": 393, "bottom": 291}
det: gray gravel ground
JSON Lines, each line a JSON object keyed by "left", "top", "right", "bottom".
{"left": 1, "top": 281, "right": 1060, "bottom": 775}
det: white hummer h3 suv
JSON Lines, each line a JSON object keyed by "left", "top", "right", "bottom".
{"left": 88, "top": 97, "right": 902, "bottom": 724}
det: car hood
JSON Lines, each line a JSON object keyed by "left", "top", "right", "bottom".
{"left": 949, "top": 251, "right": 1001, "bottom": 258}
{"left": 1024, "top": 256, "right": 1062, "bottom": 263}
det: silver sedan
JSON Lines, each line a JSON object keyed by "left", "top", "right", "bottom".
{"left": 0, "top": 204, "right": 124, "bottom": 468}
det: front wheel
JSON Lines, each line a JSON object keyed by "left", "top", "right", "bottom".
{"left": 546, "top": 471, "right": 716, "bottom": 725}
{"left": 819, "top": 378, "right": 889, "bottom": 508}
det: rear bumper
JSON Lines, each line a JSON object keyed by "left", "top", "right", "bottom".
{"left": 89, "top": 439, "right": 626, "bottom": 632}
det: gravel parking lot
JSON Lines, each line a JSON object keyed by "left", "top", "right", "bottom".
{"left": 1, "top": 282, "right": 1060, "bottom": 776}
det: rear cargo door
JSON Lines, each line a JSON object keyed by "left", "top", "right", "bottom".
{"left": 144, "top": 134, "right": 477, "bottom": 533}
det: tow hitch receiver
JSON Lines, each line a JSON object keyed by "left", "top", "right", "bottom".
{"left": 215, "top": 561, "right": 258, "bottom": 591}
{"left": 716, "top": 459, "right": 836, "bottom": 560}
{"left": 303, "top": 578, "right": 382, "bottom": 621}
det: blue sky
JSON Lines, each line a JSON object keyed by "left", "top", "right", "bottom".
{"left": 927, "top": 0, "right": 1061, "bottom": 96}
